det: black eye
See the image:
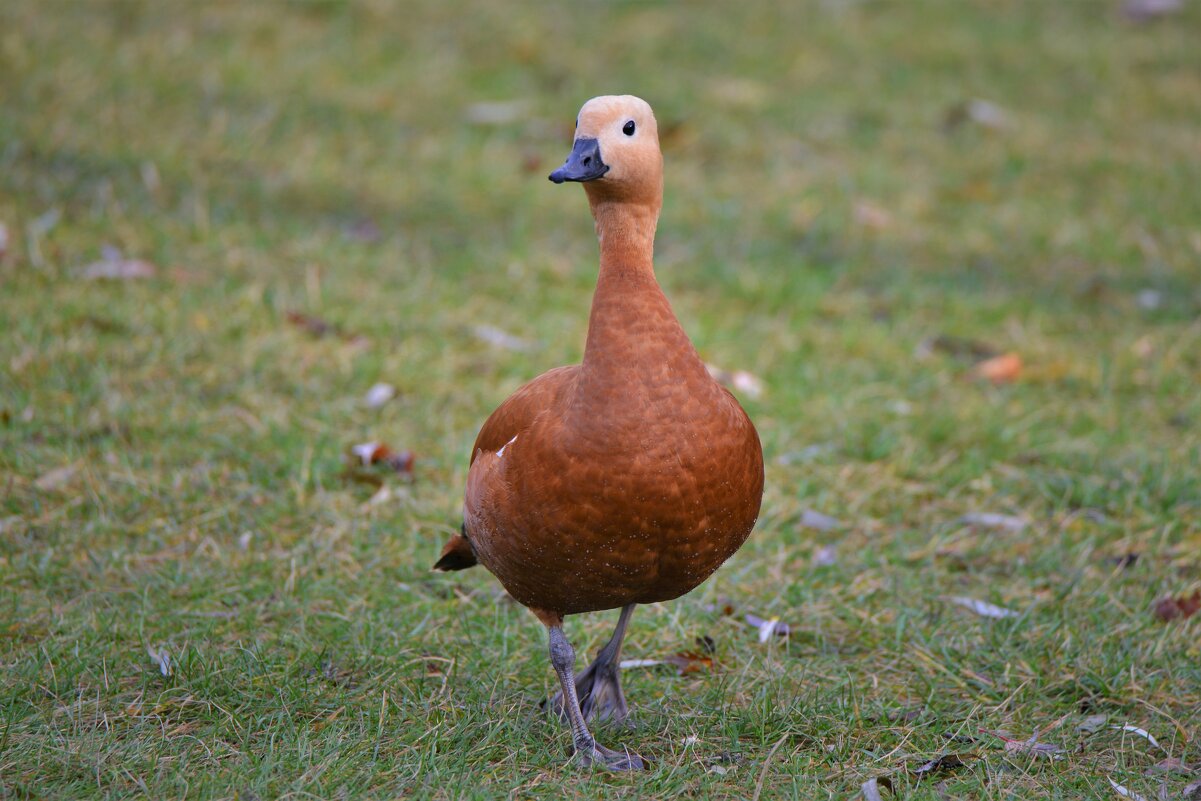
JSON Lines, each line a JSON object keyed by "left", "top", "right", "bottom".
{"left": 623, "top": 120, "right": 635, "bottom": 136}
{"left": 575, "top": 118, "right": 579, "bottom": 129}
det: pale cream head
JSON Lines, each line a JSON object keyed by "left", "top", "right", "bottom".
{"left": 550, "top": 95, "right": 663, "bottom": 208}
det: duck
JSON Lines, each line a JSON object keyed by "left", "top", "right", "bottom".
{"left": 434, "top": 94, "right": 764, "bottom": 770}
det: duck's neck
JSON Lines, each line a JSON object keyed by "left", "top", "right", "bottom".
{"left": 577, "top": 197, "right": 708, "bottom": 398}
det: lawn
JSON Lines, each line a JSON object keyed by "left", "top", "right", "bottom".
{"left": 2, "top": 1, "right": 1200, "bottom": 798}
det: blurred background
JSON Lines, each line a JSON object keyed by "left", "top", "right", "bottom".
{"left": 1, "top": 1, "right": 1199, "bottom": 798}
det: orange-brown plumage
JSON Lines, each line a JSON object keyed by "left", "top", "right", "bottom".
{"left": 438, "top": 95, "right": 763, "bottom": 770}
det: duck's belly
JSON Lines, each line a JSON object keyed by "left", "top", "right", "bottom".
{"left": 466, "top": 421, "right": 764, "bottom": 616}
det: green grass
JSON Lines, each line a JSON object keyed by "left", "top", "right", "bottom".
{"left": 2, "top": 1, "right": 1200, "bottom": 798}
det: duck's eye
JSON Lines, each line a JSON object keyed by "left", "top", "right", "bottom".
{"left": 623, "top": 120, "right": 636, "bottom": 136}
{"left": 575, "top": 118, "right": 579, "bottom": 129}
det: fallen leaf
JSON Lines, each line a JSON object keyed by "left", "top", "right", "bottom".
{"left": 1153, "top": 591, "right": 1200, "bottom": 622}
{"left": 944, "top": 98, "right": 1010, "bottom": 132}
{"left": 981, "top": 728, "right": 1063, "bottom": 757}
{"left": 1078, "top": 714, "right": 1109, "bottom": 733}
{"left": 970, "top": 352, "right": 1023, "bottom": 384}
{"left": 812, "top": 544, "right": 838, "bottom": 567}
{"left": 665, "top": 649, "right": 713, "bottom": 675}
{"left": 1183, "top": 778, "right": 1201, "bottom": 800}
{"left": 0, "top": 221, "right": 8, "bottom": 258}
{"left": 1109, "top": 778, "right": 1151, "bottom": 801}
{"left": 861, "top": 776, "right": 893, "bottom": 800}
{"left": 146, "top": 645, "right": 171, "bottom": 677}
{"left": 745, "top": 613, "right": 790, "bottom": 642}
{"left": 957, "top": 512, "right": 1029, "bottom": 532}
{"left": 82, "top": 250, "right": 157, "bottom": 280}
{"left": 1114, "top": 724, "right": 1163, "bottom": 752}
{"left": 948, "top": 596, "right": 1020, "bottom": 619}
{"left": 363, "top": 382, "right": 397, "bottom": 409}
{"left": 776, "top": 444, "right": 833, "bottom": 465}
{"left": 915, "top": 334, "right": 999, "bottom": 362}
{"left": 1144, "top": 757, "right": 1192, "bottom": 775}
{"left": 472, "top": 324, "right": 536, "bottom": 352}
{"left": 464, "top": 100, "right": 528, "bottom": 126}
{"left": 853, "top": 200, "right": 892, "bottom": 231}
{"left": 286, "top": 311, "right": 331, "bottom": 338}
{"left": 800, "top": 509, "right": 840, "bottom": 532}
{"left": 911, "top": 753, "right": 975, "bottom": 778}
{"left": 706, "top": 364, "right": 764, "bottom": 399}
{"left": 343, "top": 217, "right": 381, "bottom": 243}
{"left": 348, "top": 442, "right": 415, "bottom": 476}
{"left": 34, "top": 465, "right": 77, "bottom": 491}
{"left": 1137, "top": 289, "right": 1163, "bottom": 310}
{"left": 1122, "top": 0, "right": 1182, "bottom": 22}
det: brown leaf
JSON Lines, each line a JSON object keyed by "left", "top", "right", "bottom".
{"left": 970, "top": 352, "right": 1023, "bottom": 384}
{"left": 745, "top": 613, "right": 791, "bottom": 641}
{"left": 854, "top": 200, "right": 893, "bottom": 231}
{"left": 348, "top": 442, "right": 415, "bottom": 476}
{"left": 915, "top": 334, "right": 1000, "bottom": 362}
{"left": 1153, "top": 591, "right": 1201, "bottom": 622}
{"left": 705, "top": 364, "right": 764, "bottom": 399}
{"left": 1122, "top": 0, "right": 1182, "bottom": 22}
{"left": 34, "top": 465, "right": 77, "bottom": 491}
{"left": 1144, "top": 757, "right": 1192, "bottom": 775}
{"left": 980, "top": 728, "right": 1063, "bottom": 757}
{"left": 911, "top": 752, "right": 976, "bottom": 778}
{"left": 665, "top": 649, "right": 714, "bottom": 675}
{"left": 286, "top": 311, "right": 368, "bottom": 346}
{"left": 83, "top": 255, "right": 157, "bottom": 280}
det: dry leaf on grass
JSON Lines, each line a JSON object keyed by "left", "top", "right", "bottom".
{"left": 34, "top": 465, "right": 77, "bottom": 491}
{"left": 0, "top": 221, "right": 8, "bottom": 259}
{"left": 1078, "top": 714, "right": 1109, "bottom": 733}
{"left": 348, "top": 442, "right": 415, "bottom": 477}
{"left": 706, "top": 364, "right": 764, "bottom": 399}
{"left": 943, "top": 98, "right": 1011, "bottom": 132}
{"left": 957, "top": 512, "right": 1028, "bottom": 532}
{"left": 948, "top": 596, "right": 1020, "bottom": 619}
{"left": 970, "top": 352, "right": 1023, "bottom": 384}
{"left": 464, "top": 100, "right": 528, "bottom": 126}
{"left": 800, "top": 509, "right": 841, "bottom": 532}
{"left": 980, "top": 728, "right": 1064, "bottom": 757}
{"left": 1108, "top": 778, "right": 1152, "bottom": 801}
{"left": 82, "top": 250, "right": 157, "bottom": 280}
{"left": 1114, "top": 724, "right": 1163, "bottom": 752}
{"left": 363, "top": 382, "right": 397, "bottom": 409}
{"left": 1122, "top": 0, "right": 1182, "bottom": 21}
{"left": 146, "top": 645, "right": 171, "bottom": 677}
{"left": 812, "top": 544, "right": 838, "bottom": 567}
{"left": 853, "top": 200, "right": 893, "bottom": 230}
{"left": 1144, "top": 757, "right": 1193, "bottom": 775}
{"left": 861, "top": 777, "right": 891, "bottom": 801}
{"left": 285, "top": 311, "right": 368, "bottom": 346}
{"left": 472, "top": 324, "right": 537, "bottom": 352}
{"left": 745, "top": 613, "right": 791, "bottom": 642}
{"left": 1183, "top": 779, "right": 1201, "bottom": 800}
{"left": 911, "top": 753, "right": 976, "bottom": 778}
{"left": 619, "top": 636, "right": 717, "bottom": 676}
{"left": 1153, "top": 591, "right": 1200, "bottom": 622}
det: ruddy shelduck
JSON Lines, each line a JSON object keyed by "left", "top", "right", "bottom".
{"left": 436, "top": 95, "right": 764, "bottom": 770}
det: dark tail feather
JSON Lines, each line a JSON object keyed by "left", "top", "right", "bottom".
{"left": 433, "top": 525, "right": 478, "bottom": 572}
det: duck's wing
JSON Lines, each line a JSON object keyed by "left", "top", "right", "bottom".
{"left": 469, "top": 365, "right": 579, "bottom": 464}
{"left": 432, "top": 365, "right": 579, "bottom": 572}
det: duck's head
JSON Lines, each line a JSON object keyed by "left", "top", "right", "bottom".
{"left": 549, "top": 95, "right": 662, "bottom": 206}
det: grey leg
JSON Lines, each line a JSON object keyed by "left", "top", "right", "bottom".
{"left": 548, "top": 625, "right": 644, "bottom": 770}
{"left": 546, "top": 604, "right": 636, "bottom": 725}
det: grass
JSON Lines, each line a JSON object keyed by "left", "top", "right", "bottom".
{"left": 2, "top": 1, "right": 1200, "bottom": 798}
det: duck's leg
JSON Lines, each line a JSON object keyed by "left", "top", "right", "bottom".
{"left": 547, "top": 624, "right": 645, "bottom": 770}
{"left": 546, "top": 604, "right": 636, "bottom": 725}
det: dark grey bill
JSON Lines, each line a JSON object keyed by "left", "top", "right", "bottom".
{"left": 548, "top": 137, "right": 609, "bottom": 183}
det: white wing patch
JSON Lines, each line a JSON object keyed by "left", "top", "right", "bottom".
{"left": 497, "top": 434, "right": 518, "bottom": 458}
